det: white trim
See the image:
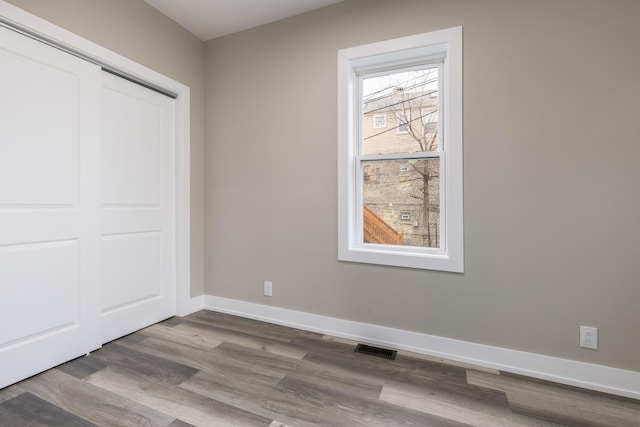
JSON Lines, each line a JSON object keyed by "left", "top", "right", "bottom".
{"left": 338, "top": 27, "right": 463, "bottom": 272}
{"left": 198, "top": 295, "right": 640, "bottom": 400}
{"left": 0, "top": 1, "right": 191, "bottom": 316}
{"left": 188, "top": 295, "right": 206, "bottom": 315}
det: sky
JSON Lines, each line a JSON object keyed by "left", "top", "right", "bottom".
{"left": 363, "top": 68, "right": 438, "bottom": 99}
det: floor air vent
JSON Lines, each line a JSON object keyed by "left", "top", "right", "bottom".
{"left": 354, "top": 344, "right": 397, "bottom": 360}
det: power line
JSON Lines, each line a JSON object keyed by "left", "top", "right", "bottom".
{"left": 363, "top": 70, "right": 438, "bottom": 101}
{"left": 364, "top": 77, "right": 438, "bottom": 104}
{"left": 365, "top": 90, "right": 437, "bottom": 115}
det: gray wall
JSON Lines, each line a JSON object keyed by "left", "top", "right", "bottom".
{"left": 204, "top": 0, "right": 640, "bottom": 371}
{"left": 6, "top": 0, "right": 207, "bottom": 296}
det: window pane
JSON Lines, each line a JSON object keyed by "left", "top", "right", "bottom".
{"left": 363, "top": 159, "right": 440, "bottom": 248}
{"left": 363, "top": 68, "right": 439, "bottom": 155}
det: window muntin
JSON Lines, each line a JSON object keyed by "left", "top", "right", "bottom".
{"left": 338, "top": 27, "right": 463, "bottom": 272}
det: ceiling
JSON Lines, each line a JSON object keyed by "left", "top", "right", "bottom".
{"left": 144, "top": 0, "right": 345, "bottom": 41}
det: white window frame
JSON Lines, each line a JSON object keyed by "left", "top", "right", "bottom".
{"left": 338, "top": 27, "right": 463, "bottom": 272}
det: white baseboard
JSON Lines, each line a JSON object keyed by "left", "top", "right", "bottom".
{"left": 189, "top": 295, "right": 640, "bottom": 400}
{"left": 187, "top": 295, "right": 205, "bottom": 314}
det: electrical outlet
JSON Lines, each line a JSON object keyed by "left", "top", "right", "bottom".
{"left": 580, "top": 326, "right": 598, "bottom": 350}
{"left": 263, "top": 281, "right": 272, "bottom": 297}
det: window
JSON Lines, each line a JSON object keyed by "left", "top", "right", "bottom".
{"left": 395, "top": 113, "right": 409, "bottom": 134}
{"left": 363, "top": 165, "right": 380, "bottom": 183}
{"left": 373, "top": 114, "right": 387, "bottom": 128}
{"left": 338, "top": 27, "right": 463, "bottom": 272}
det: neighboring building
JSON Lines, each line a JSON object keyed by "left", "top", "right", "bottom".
{"left": 362, "top": 84, "right": 441, "bottom": 248}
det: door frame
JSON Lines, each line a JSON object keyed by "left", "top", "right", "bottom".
{"left": 0, "top": 1, "right": 192, "bottom": 316}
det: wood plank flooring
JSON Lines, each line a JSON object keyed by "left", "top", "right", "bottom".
{"left": 1, "top": 310, "right": 639, "bottom": 426}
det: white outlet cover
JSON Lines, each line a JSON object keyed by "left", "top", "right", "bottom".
{"left": 580, "top": 325, "right": 598, "bottom": 350}
{"left": 263, "top": 281, "right": 273, "bottom": 297}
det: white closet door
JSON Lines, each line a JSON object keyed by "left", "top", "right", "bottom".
{"left": 100, "top": 72, "right": 176, "bottom": 343}
{"left": 0, "top": 26, "right": 101, "bottom": 388}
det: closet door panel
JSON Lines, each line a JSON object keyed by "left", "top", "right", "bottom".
{"left": 0, "top": 26, "right": 101, "bottom": 389}
{"left": 100, "top": 72, "right": 176, "bottom": 343}
{"left": 101, "top": 86, "right": 162, "bottom": 206}
{"left": 0, "top": 51, "right": 76, "bottom": 206}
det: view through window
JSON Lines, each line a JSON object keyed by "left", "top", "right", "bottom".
{"left": 361, "top": 68, "right": 441, "bottom": 248}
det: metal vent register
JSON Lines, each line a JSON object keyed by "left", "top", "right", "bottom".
{"left": 354, "top": 344, "right": 397, "bottom": 360}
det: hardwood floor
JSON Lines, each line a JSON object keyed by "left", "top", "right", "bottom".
{"left": 1, "top": 310, "right": 639, "bottom": 426}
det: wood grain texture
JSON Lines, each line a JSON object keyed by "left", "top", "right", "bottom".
{"left": 0, "top": 392, "right": 96, "bottom": 427}
{"left": 187, "top": 310, "right": 300, "bottom": 343}
{"left": 9, "top": 369, "right": 175, "bottom": 427}
{"left": 86, "top": 366, "right": 271, "bottom": 427}
{"left": 173, "top": 320, "right": 308, "bottom": 360}
{"left": 467, "top": 370, "right": 640, "bottom": 427}
{"left": 0, "top": 387, "right": 23, "bottom": 405}
{"left": 380, "top": 379, "right": 562, "bottom": 427}
{"left": 129, "top": 336, "right": 286, "bottom": 387}
{"left": 89, "top": 342, "right": 200, "bottom": 385}
{"left": 168, "top": 420, "right": 196, "bottom": 427}
{"left": 167, "top": 420, "right": 195, "bottom": 427}
{"left": 2, "top": 309, "right": 639, "bottom": 426}
{"left": 57, "top": 355, "right": 109, "bottom": 379}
